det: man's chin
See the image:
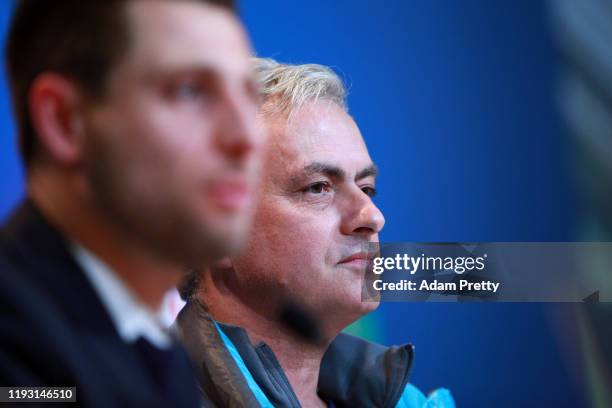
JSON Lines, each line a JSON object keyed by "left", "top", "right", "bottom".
{"left": 203, "top": 219, "right": 250, "bottom": 256}
{"left": 163, "top": 218, "right": 249, "bottom": 266}
{"left": 326, "top": 293, "right": 379, "bottom": 325}
{"left": 347, "top": 293, "right": 379, "bottom": 315}
{"left": 360, "top": 298, "right": 380, "bottom": 314}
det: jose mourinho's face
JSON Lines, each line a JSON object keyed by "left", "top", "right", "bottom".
{"left": 80, "top": 1, "right": 264, "bottom": 265}
{"left": 230, "top": 100, "right": 385, "bottom": 328}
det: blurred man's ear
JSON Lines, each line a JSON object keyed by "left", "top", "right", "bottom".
{"left": 29, "top": 73, "right": 86, "bottom": 167}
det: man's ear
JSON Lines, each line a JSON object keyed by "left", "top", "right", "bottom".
{"left": 28, "top": 73, "right": 87, "bottom": 167}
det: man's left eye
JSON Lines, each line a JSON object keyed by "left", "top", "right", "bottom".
{"left": 361, "top": 186, "right": 377, "bottom": 197}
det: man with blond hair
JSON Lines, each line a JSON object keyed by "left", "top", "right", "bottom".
{"left": 175, "top": 58, "right": 454, "bottom": 407}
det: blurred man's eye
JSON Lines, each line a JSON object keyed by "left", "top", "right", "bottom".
{"left": 175, "top": 81, "right": 205, "bottom": 99}
{"left": 165, "top": 74, "right": 218, "bottom": 105}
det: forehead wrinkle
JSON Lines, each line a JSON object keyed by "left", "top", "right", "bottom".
{"left": 265, "top": 103, "right": 372, "bottom": 190}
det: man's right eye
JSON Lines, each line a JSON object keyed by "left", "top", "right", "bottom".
{"left": 302, "top": 182, "right": 332, "bottom": 195}
{"left": 174, "top": 81, "right": 204, "bottom": 99}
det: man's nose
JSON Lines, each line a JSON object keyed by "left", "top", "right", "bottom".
{"left": 340, "top": 188, "right": 385, "bottom": 237}
{"left": 214, "top": 87, "right": 263, "bottom": 160}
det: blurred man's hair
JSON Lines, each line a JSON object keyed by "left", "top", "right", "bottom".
{"left": 178, "top": 268, "right": 201, "bottom": 301}
{"left": 5, "top": 0, "right": 235, "bottom": 169}
{"left": 253, "top": 57, "right": 347, "bottom": 120}
{"left": 178, "top": 57, "right": 348, "bottom": 302}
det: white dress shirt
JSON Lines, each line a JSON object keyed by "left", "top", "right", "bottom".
{"left": 70, "top": 243, "right": 172, "bottom": 349}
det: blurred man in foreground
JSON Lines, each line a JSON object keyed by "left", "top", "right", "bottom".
{"left": 176, "top": 58, "right": 454, "bottom": 407}
{"left": 0, "top": 1, "right": 262, "bottom": 406}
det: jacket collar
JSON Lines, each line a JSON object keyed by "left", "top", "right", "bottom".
{"left": 318, "top": 332, "right": 414, "bottom": 407}
{"left": 0, "top": 200, "right": 116, "bottom": 334}
{"left": 176, "top": 300, "right": 414, "bottom": 407}
{"left": 174, "top": 300, "right": 262, "bottom": 407}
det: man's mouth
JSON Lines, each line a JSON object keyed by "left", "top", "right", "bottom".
{"left": 208, "top": 179, "right": 251, "bottom": 211}
{"left": 338, "top": 252, "right": 375, "bottom": 267}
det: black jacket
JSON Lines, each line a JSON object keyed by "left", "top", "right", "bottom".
{"left": 0, "top": 201, "right": 201, "bottom": 407}
{"left": 176, "top": 299, "right": 415, "bottom": 407}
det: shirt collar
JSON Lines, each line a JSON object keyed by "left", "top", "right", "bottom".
{"left": 70, "top": 242, "right": 172, "bottom": 349}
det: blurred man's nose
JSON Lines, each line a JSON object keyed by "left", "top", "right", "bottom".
{"left": 214, "top": 85, "right": 263, "bottom": 160}
{"left": 340, "top": 188, "right": 386, "bottom": 237}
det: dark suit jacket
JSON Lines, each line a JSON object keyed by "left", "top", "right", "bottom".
{"left": 0, "top": 200, "right": 201, "bottom": 407}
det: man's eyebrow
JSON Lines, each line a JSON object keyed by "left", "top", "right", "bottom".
{"left": 291, "top": 162, "right": 346, "bottom": 184}
{"left": 145, "top": 64, "right": 220, "bottom": 84}
{"left": 356, "top": 164, "right": 378, "bottom": 181}
{"left": 290, "top": 162, "right": 378, "bottom": 184}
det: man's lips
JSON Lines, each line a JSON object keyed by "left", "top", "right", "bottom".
{"left": 207, "top": 179, "right": 251, "bottom": 211}
{"left": 338, "top": 252, "right": 375, "bottom": 265}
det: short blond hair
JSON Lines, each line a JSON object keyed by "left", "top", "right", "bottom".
{"left": 252, "top": 57, "right": 347, "bottom": 118}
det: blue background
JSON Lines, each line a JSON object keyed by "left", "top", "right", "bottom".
{"left": 0, "top": 1, "right": 587, "bottom": 406}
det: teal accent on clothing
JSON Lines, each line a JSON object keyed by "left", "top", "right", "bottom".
{"left": 214, "top": 321, "right": 275, "bottom": 408}
{"left": 395, "top": 384, "right": 456, "bottom": 408}
{"left": 215, "top": 319, "right": 454, "bottom": 408}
